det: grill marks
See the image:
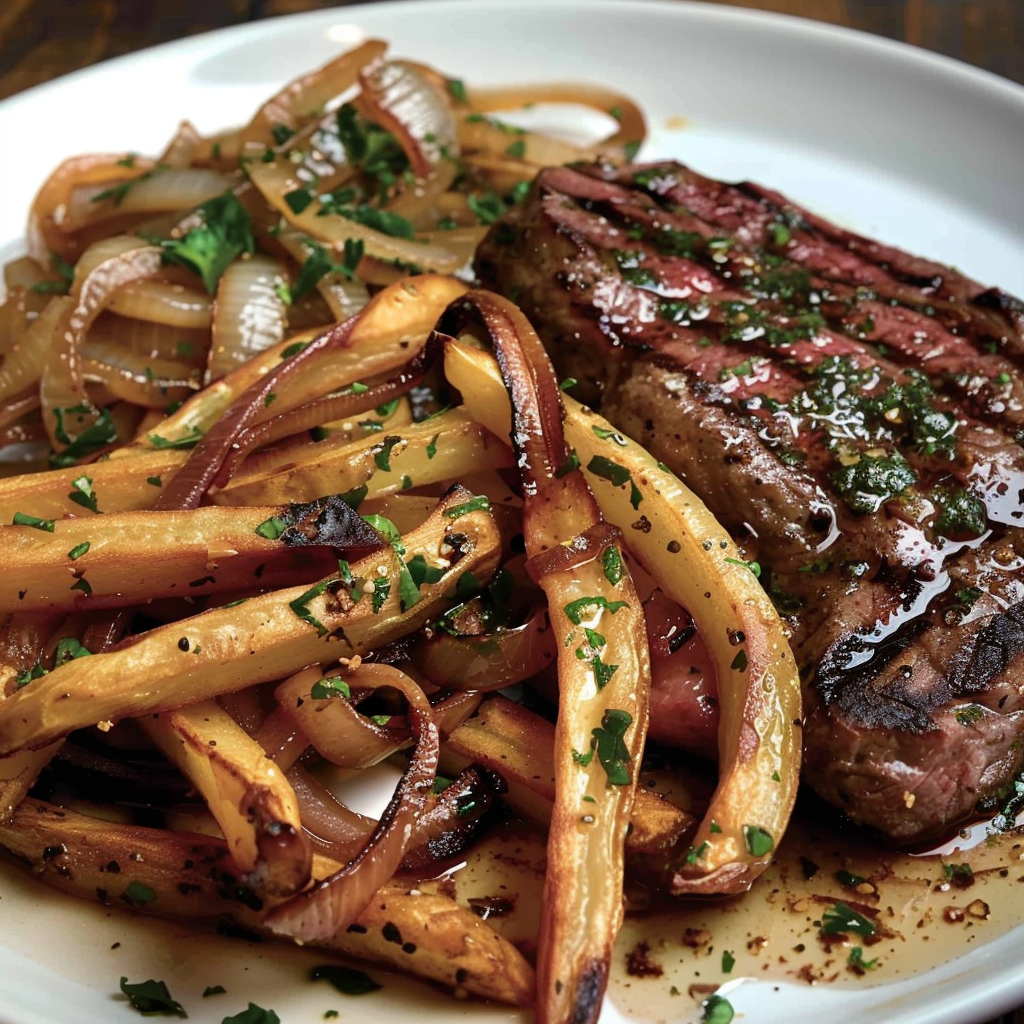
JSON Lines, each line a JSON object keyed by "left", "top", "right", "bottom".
{"left": 476, "top": 160, "right": 1024, "bottom": 840}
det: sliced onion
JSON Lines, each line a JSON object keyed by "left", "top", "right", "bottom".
{"left": 0, "top": 297, "right": 69, "bottom": 404}
{"left": 240, "top": 39, "right": 388, "bottom": 151}
{"left": 247, "top": 161, "right": 462, "bottom": 273}
{"left": 0, "top": 288, "right": 28, "bottom": 358}
{"left": 81, "top": 336, "right": 200, "bottom": 408}
{"left": 412, "top": 606, "right": 557, "bottom": 692}
{"left": 67, "top": 168, "right": 233, "bottom": 227}
{"left": 105, "top": 281, "right": 212, "bottom": 329}
{"left": 88, "top": 312, "right": 209, "bottom": 366}
{"left": 400, "top": 767, "right": 503, "bottom": 870}
{"left": 70, "top": 235, "right": 151, "bottom": 293}
{"left": 288, "top": 764, "right": 374, "bottom": 864}
{"left": 264, "top": 662, "right": 438, "bottom": 942}
{"left": 153, "top": 313, "right": 358, "bottom": 508}
{"left": 27, "top": 154, "right": 158, "bottom": 263}
{"left": 0, "top": 386, "right": 42, "bottom": 439}
{"left": 275, "top": 669, "right": 412, "bottom": 770}
{"left": 277, "top": 231, "right": 369, "bottom": 323}
{"left": 357, "top": 58, "right": 459, "bottom": 178}
{"left": 159, "top": 119, "right": 204, "bottom": 168}
{"left": 40, "top": 242, "right": 165, "bottom": 450}
{"left": 464, "top": 82, "right": 646, "bottom": 158}
{"left": 213, "top": 331, "right": 438, "bottom": 487}
{"left": 208, "top": 255, "right": 289, "bottom": 382}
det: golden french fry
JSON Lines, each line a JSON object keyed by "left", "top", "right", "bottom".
{"left": 0, "top": 449, "right": 186, "bottom": 521}
{"left": 0, "top": 798, "right": 534, "bottom": 1005}
{"left": 215, "top": 407, "right": 512, "bottom": 507}
{"left": 140, "top": 699, "right": 311, "bottom": 897}
{"left": 445, "top": 339, "right": 801, "bottom": 895}
{"left": 0, "top": 489, "right": 502, "bottom": 755}
{"left": 444, "top": 695, "right": 694, "bottom": 857}
{"left": 1, "top": 498, "right": 374, "bottom": 613}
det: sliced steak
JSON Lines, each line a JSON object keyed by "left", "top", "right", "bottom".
{"left": 475, "top": 160, "right": 1024, "bottom": 841}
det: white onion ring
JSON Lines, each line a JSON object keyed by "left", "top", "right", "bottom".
{"left": 208, "top": 254, "right": 289, "bottom": 382}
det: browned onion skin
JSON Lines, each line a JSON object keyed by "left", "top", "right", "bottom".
{"left": 263, "top": 662, "right": 439, "bottom": 942}
{"left": 155, "top": 313, "right": 359, "bottom": 509}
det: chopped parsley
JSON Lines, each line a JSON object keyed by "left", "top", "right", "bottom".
{"left": 821, "top": 901, "right": 876, "bottom": 937}
{"left": 310, "top": 676, "right": 351, "bottom": 700}
{"left": 742, "top": 824, "right": 773, "bottom": 857}
{"left": 118, "top": 977, "right": 186, "bottom": 1017}
{"left": 146, "top": 426, "right": 203, "bottom": 450}
{"left": 724, "top": 556, "right": 761, "bottom": 578}
{"left": 443, "top": 495, "right": 491, "bottom": 519}
{"left": 587, "top": 455, "right": 631, "bottom": 487}
{"left": 374, "top": 435, "right": 401, "bottom": 472}
{"left": 123, "top": 880, "right": 157, "bottom": 907}
{"left": 310, "top": 963, "right": 382, "bottom": 995}
{"left": 50, "top": 406, "right": 118, "bottom": 467}
{"left": 67, "top": 474, "right": 99, "bottom": 513}
{"left": 12, "top": 511, "right": 54, "bottom": 531}
{"left": 573, "top": 708, "right": 633, "bottom": 785}
{"left": 602, "top": 546, "right": 624, "bottom": 586}
{"left": 701, "top": 994, "right": 734, "bottom": 1024}
{"left": 221, "top": 1004, "right": 281, "bottom": 1024}
{"left": 289, "top": 237, "right": 364, "bottom": 303}
{"left": 151, "top": 190, "right": 254, "bottom": 293}
{"left": 848, "top": 946, "right": 879, "bottom": 972}
{"left": 288, "top": 579, "right": 331, "bottom": 636}
{"left": 830, "top": 451, "right": 916, "bottom": 515}
{"left": 563, "top": 595, "right": 629, "bottom": 625}
{"left": 254, "top": 515, "right": 289, "bottom": 540}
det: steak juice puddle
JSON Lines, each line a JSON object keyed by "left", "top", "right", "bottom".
{"left": 431, "top": 795, "right": 1024, "bottom": 1022}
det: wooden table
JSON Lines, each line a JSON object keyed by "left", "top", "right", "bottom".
{"left": 1, "top": 1, "right": 1022, "bottom": 1023}
{"left": 0, "top": 0, "right": 1022, "bottom": 97}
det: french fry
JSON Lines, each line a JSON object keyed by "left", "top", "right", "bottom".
{"left": 0, "top": 448, "right": 187, "bottom": 521}
{"left": 140, "top": 700, "right": 311, "bottom": 897}
{"left": 215, "top": 407, "right": 513, "bottom": 507}
{"left": 445, "top": 338, "right": 801, "bottom": 895}
{"left": 439, "top": 294, "right": 651, "bottom": 1024}
{"left": 0, "top": 798, "right": 534, "bottom": 1005}
{"left": 1, "top": 495, "right": 380, "bottom": 613}
{"left": 0, "top": 488, "right": 502, "bottom": 755}
{"left": 444, "top": 695, "right": 695, "bottom": 857}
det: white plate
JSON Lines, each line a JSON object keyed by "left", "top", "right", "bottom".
{"left": 2, "top": 2, "right": 1024, "bottom": 1023}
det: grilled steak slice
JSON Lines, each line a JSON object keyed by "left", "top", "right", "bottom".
{"left": 475, "top": 161, "right": 1024, "bottom": 841}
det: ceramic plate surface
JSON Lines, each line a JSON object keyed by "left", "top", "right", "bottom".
{"left": 2, "top": 2, "right": 1024, "bottom": 1022}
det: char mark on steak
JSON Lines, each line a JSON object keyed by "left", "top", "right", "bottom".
{"left": 475, "top": 160, "right": 1024, "bottom": 841}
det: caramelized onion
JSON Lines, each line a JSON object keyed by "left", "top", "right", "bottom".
{"left": 240, "top": 39, "right": 388, "bottom": 151}
{"left": 0, "top": 297, "right": 68, "bottom": 404}
{"left": 248, "top": 161, "right": 462, "bottom": 273}
{"left": 264, "top": 662, "right": 439, "bottom": 942}
{"left": 67, "top": 168, "right": 233, "bottom": 227}
{"left": 357, "top": 58, "right": 459, "bottom": 179}
{"left": 208, "top": 254, "right": 289, "bottom": 382}
{"left": 413, "top": 606, "right": 556, "bottom": 692}
{"left": 106, "top": 281, "right": 212, "bottom": 329}
{"left": 214, "top": 331, "right": 438, "bottom": 488}
{"left": 27, "top": 154, "right": 158, "bottom": 263}
{"left": 40, "top": 243, "right": 165, "bottom": 451}
{"left": 154, "top": 313, "right": 357, "bottom": 509}
{"left": 81, "top": 336, "right": 199, "bottom": 408}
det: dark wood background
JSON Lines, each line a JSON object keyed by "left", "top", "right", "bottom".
{"left": 0, "top": 0, "right": 1022, "bottom": 100}
{"left": 0, "top": 1, "right": 1022, "bottom": 1022}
